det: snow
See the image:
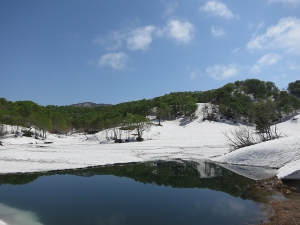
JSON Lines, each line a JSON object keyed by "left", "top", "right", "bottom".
{"left": 214, "top": 114, "right": 300, "bottom": 179}
{"left": 0, "top": 104, "right": 299, "bottom": 180}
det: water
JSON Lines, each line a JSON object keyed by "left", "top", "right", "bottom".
{"left": 0, "top": 161, "right": 270, "bottom": 225}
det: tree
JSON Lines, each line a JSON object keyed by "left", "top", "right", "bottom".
{"left": 52, "top": 112, "right": 68, "bottom": 134}
{"left": 220, "top": 96, "right": 243, "bottom": 122}
{"left": 266, "top": 81, "right": 279, "bottom": 99}
{"left": 290, "top": 95, "right": 300, "bottom": 114}
{"left": 232, "top": 92, "right": 253, "bottom": 122}
{"left": 219, "top": 104, "right": 227, "bottom": 118}
{"left": 282, "top": 105, "right": 293, "bottom": 116}
{"left": 111, "top": 116, "right": 122, "bottom": 140}
{"left": 15, "top": 101, "right": 39, "bottom": 122}
{"left": 155, "top": 103, "right": 170, "bottom": 126}
{"left": 103, "top": 119, "right": 112, "bottom": 139}
{"left": 144, "top": 121, "right": 152, "bottom": 140}
{"left": 122, "top": 113, "right": 135, "bottom": 140}
{"left": 252, "top": 99, "right": 278, "bottom": 141}
{"left": 134, "top": 99, "right": 152, "bottom": 116}
{"left": 89, "top": 116, "right": 104, "bottom": 132}
{"left": 183, "top": 100, "right": 198, "bottom": 120}
{"left": 243, "top": 79, "right": 266, "bottom": 98}
{"left": 133, "top": 115, "right": 150, "bottom": 141}
{"left": 288, "top": 80, "right": 300, "bottom": 97}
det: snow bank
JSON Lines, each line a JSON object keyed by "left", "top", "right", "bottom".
{"left": 277, "top": 159, "right": 300, "bottom": 179}
{"left": 214, "top": 136, "right": 300, "bottom": 168}
{"left": 214, "top": 114, "right": 300, "bottom": 179}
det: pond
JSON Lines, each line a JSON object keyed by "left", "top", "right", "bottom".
{"left": 0, "top": 161, "right": 273, "bottom": 225}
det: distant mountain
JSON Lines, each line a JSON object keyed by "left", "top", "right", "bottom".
{"left": 70, "top": 102, "right": 111, "bottom": 108}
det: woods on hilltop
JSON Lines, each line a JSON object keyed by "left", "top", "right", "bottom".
{"left": 0, "top": 79, "right": 300, "bottom": 141}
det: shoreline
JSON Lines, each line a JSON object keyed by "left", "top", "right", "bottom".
{"left": 254, "top": 176, "right": 300, "bottom": 224}
{"left": 262, "top": 199, "right": 300, "bottom": 225}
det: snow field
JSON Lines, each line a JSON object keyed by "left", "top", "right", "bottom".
{"left": 0, "top": 104, "right": 299, "bottom": 179}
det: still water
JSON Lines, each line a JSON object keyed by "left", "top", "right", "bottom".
{"left": 0, "top": 161, "right": 270, "bottom": 225}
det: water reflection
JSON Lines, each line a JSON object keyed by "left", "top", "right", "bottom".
{"left": 0, "top": 161, "right": 273, "bottom": 225}
{"left": 0, "top": 161, "right": 276, "bottom": 203}
{"left": 0, "top": 203, "right": 42, "bottom": 225}
{"left": 63, "top": 160, "right": 275, "bottom": 203}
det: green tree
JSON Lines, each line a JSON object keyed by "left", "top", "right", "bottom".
{"left": 133, "top": 115, "right": 150, "bottom": 141}
{"left": 52, "top": 112, "right": 68, "bottom": 134}
{"left": 155, "top": 103, "right": 170, "bottom": 125}
{"left": 288, "top": 80, "right": 300, "bottom": 97}
{"left": 252, "top": 99, "right": 276, "bottom": 141}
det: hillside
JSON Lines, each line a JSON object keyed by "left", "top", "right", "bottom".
{"left": 0, "top": 103, "right": 299, "bottom": 180}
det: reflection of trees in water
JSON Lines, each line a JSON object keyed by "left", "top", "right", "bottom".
{"left": 0, "top": 173, "right": 39, "bottom": 185}
{"left": 0, "top": 161, "right": 273, "bottom": 203}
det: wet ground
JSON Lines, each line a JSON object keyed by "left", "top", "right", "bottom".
{"left": 255, "top": 177, "right": 300, "bottom": 225}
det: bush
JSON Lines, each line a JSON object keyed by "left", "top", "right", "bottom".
{"left": 136, "top": 137, "right": 144, "bottom": 142}
{"left": 22, "top": 130, "right": 34, "bottom": 137}
{"left": 86, "top": 130, "right": 98, "bottom": 134}
{"left": 223, "top": 127, "right": 260, "bottom": 150}
{"left": 114, "top": 139, "right": 122, "bottom": 143}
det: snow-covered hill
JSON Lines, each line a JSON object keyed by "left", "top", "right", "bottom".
{"left": 0, "top": 103, "right": 299, "bottom": 179}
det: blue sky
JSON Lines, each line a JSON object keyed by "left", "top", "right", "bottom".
{"left": 1, "top": 0, "right": 300, "bottom": 106}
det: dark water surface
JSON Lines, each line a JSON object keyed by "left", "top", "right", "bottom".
{"left": 0, "top": 161, "right": 270, "bottom": 225}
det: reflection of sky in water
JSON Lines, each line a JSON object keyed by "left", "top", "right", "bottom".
{"left": 212, "top": 198, "right": 249, "bottom": 216}
{"left": 0, "top": 203, "right": 42, "bottom": 225}
{"left": 190, "top": 190, "right": 266, "bottom": 224}
{"left": 0, "top": 164, "right": 268, "bottom": 225}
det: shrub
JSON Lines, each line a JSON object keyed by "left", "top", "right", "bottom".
{"left": 114, "top": 139, "right": 122, "bottom": 143}
{"left": 86, "top": 130, "right": 98, "bottom": 134}
{"left": 223, "top": 126, "right": 260, "bottom": 150}
{"left": 22, "top": 130, "right": 34, "bottom": 137}
{"left": 136, "top": 137, "right": 144, "bottom": 142}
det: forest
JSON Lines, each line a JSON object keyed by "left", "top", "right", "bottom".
{"left": 0, "top": 79, "right": 300, "bottom": 141}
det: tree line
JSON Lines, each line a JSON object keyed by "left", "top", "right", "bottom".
{"left": 0, "top": 79, "right": 299, "bottom": 141}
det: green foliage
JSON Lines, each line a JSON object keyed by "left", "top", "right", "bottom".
{"left": 0, "top": 78, "right": 299, "bottom": 136}
{"left": 288, "top": 80, "right": 300, "bottom": 97}
{"left": 52, "top": 112, "right": 68, "bottom": 134}
{"left": 153, "top": 92, "right": 197, "bottom": 119}
{"left": 252, "top": 99, "right": 277, "bottom": 141}
{"left": 155, "top": 102, "right": 170, "bottom": 125}
{"left": 133, "top": 114, "right": 150, "bottom": 140}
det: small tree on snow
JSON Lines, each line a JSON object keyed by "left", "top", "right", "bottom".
{"left": 134, "top": 115, "right": 151, "bottom": 141}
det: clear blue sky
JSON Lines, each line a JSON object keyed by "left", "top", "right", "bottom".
{"left": 1, "top": 0, "right": 299, "bottom": 106}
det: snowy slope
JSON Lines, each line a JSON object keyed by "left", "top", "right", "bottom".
{"left": 214, "top": 114, "right": 300, "bottom": 179}
{"left": 0, "top": 104, "right": 299, "bottom": 179}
